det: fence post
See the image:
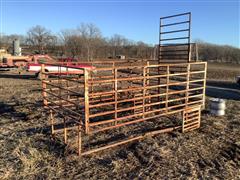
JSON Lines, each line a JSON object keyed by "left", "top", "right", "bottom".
{"left": 143, "top": 65, "right": 146, "bottom": 118}
{"left": 202, "top": 62, "right": 207, "bottom": 109}
{"left": 77, "top": 124, "right": 82, "bottom": 156}
{"left": 166, "top": 65, "right": 169, "bottom": 111}
{"left": 84, "top": 69, "right": 90, "bottom": 134}
{"left": 185, "top": 63, "right": 190, "bottom": 107}
{"left": 41, "top": 64, "right": 47, "bottom": 106}
{"left": 114, "top": 67, "right": 118, "bottom": 125}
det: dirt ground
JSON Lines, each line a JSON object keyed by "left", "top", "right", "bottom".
{"left": 0, "top": 70, "right": 240, "bottom": 179}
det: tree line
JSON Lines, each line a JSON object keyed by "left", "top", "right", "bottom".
{"left": 196, "top": 41, "right": 240, "bottom": 64}
{"left": 0, "top": 24, "right": 239, "bottom": 63}
{"left": 0, "top": 24, "right": 153, "bottom": 61}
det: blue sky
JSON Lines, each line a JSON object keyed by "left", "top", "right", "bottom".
{"left": 0, "top": 0, "right": 239, "bottom": 47}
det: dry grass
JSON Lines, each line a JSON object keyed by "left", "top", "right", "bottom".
{"left": 207, "top": 62, "right": 240, "bottom": 81}
{"left": 0, "top": 69, "right": 240, "bottom": 179}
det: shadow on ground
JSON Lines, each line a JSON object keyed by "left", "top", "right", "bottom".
{"left": 0, "top": 73, "right": 37, "bottom": 80}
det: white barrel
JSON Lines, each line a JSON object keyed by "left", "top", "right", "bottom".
{"left": 209, "top": 98, "right": 226, "bottom": 116}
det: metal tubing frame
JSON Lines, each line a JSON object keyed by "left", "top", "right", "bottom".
{"left": 158, "top": 12, "right": 191, "bottom": 63}
{"left": 41, "top": 59, "right": 207, "bottom": 156}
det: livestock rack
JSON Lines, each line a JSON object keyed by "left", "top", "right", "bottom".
{"left": 40, "top": 13, "right": 207, "bottom": 156}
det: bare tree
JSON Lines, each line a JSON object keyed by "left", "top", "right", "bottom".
{"left": 109, "top": 34, "right": 128, "bottom": 57}
{"left": 77, "top": 23, "right": 102, "bottom": 61}
{"left": 60, "top": 29, "right": 84, "bottom": 58}
{"left": 136, "top": 41, "right": 149, "bottom": 58}
{"left": 26, "top": 25, "right": 54, "bottom": 54}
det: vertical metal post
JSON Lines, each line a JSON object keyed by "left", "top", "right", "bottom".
{"left": 143, "top": 65, "right": 146, "bottom": 118}
{"left": 158, "top": 18, "right": 162, "bottom": 62}
{"left": 41, "top": 64, "right": 47, "bottom": 106}
{"left": 158, "top": 18, "right": 162, "bottom": 104}
{"left": 77, "top": 124, "right": 82, "bottom": 156}
{"left": 189, "top": 44, "right": 192, "bottom": 62}
{"left": 114, "top": 68, "right": 118, "bottom": 125}
{"left": 91, "top": 61, "right": 94, "bottom": 94}
{"left": 146, "top": 61, "right": 150, "bottom": 111}
{"left": 64, "top": 117, "right": 67, "bottom": 144}
{"left": 166, "top": 66, "right": 169, "bottom": 111}
{"left": 182, "top": 110, "right": 185, "bottom": 133}
{"left": 66, "top": 66, "right": 70, "bottom": 101}
{"left": 202, "top": 63, "right": 207, "bottom": 109}
{"left": 50, "top": 110, "right": 54, "bottom": 135}
{"left": 188, "top": 13, "right": 191, "bottom": 62}
{"left": 185, "top": 63, "right": 190, "bottom": 107}
{"left": 198, "top": 108, "right": 201, "bottom": 128}
{"left": 84, "top": 69, "right": 90, "bottom": 134}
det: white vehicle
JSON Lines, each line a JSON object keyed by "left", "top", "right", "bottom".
{"left": 27, "top": 63, "right": 95, "bottom": 79}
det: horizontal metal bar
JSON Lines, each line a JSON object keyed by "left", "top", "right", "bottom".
{"left": 160, "top": 37, "right": 189, "bottom": 41}
{"left": 160, "top": 49, "right": 189, "bottom": 53}
{"left": 89, "top": 79, "right": 205, "bottom": 97}
{"left": 89, "top": 86, "right": 203, "bottom": 109}
{"left": 44, "top": 90, "right": 80, "bottom": 107}
{"left": 90, "top": 62, "right": 206, "bottom": 72}
{"left": 44, "top": 82, "right": 83, "bottom": 95}
{"left": 183, "top": 124, "right": 199, "bottom": 132}
{"left": 160, "top": 12, "right": 190, "bottom": 20}
{"left": 51, "top": 97, "right": 84, "bottom": 103}
{"left": 184, "top": 111, "right": 199, "bottom": 118}
{"left": 88, "top": 96, "right": 202, "bottom": 128}
{"left": 47, "top": 105, "right": 81, "bottom": 122}
{"left": 158, "top": 59, "right": 188, "bottom": 61}
{"left": 41, "top": 63, "right": 85, "bottom": 70}
{"left": 45, "top": 86, "right": 83, "bottom": 92}
{"left": 90, "top": 90, "right": 115, "bottom": 97}
{"left": 90, "top": 107, "right": 186, "bottom": 133}
{"left": 159, "top": 43, "right": 190, "bottom": 47}
{"left": 44, "top": 97, "right": 83, "bottom": 107}
{"left": 160, "top": 29, "right": 189, "bottom": 34}
{"left": 89, "top": 70, "right": 203, "bottom": 84}
{"left": 159, "top": 53, "right": 189, "bottom": 56}
{"left": 190, "top": 70, "right": 205, "bottom": 74}
{"left": 47, "top": 101, "right": 82, "bottom": 117}
{"left": 89, "top": 101, "right": 115, "bottom": 108}
{"left": 189, "top": 79, "right": 204, "bottom": 83}
{"left": 94, "top": 65, "right": 145, "bottom": 71}
{"left": 89, "top": 92, "right": 203, "bottom": 121}
{"left": 43, "top": 77, "right": 83, "bottom": 83}
{"left": 89, "top": 110, "right": 115, "bottom": 118}
{"left": 81, "top": 125, "right": 181, "bottom": 156}
{"left": 184, "top": 116, "right": 199, "bottom": 123}
{"left": 90, "top": 76, "right": 144, "bottom": 84}
{"left": 184, "top": 119, "right": 199, "bottom": 127}
{"left": 161, "top": 20, "right": 190, "bottom": 27}
{"left": 148, "top": 61, "right": 206, "bottom": 67}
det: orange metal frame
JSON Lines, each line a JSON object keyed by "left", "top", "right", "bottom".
{"left": 41, "top": 59, "right": 207, "bottom": 156}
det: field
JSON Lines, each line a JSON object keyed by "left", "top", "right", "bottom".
{"left": 207, "top": 62, "right": 240, "bottom": 81}
{"left": 0, "top": 63, "right": 240, "bottom": 179}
